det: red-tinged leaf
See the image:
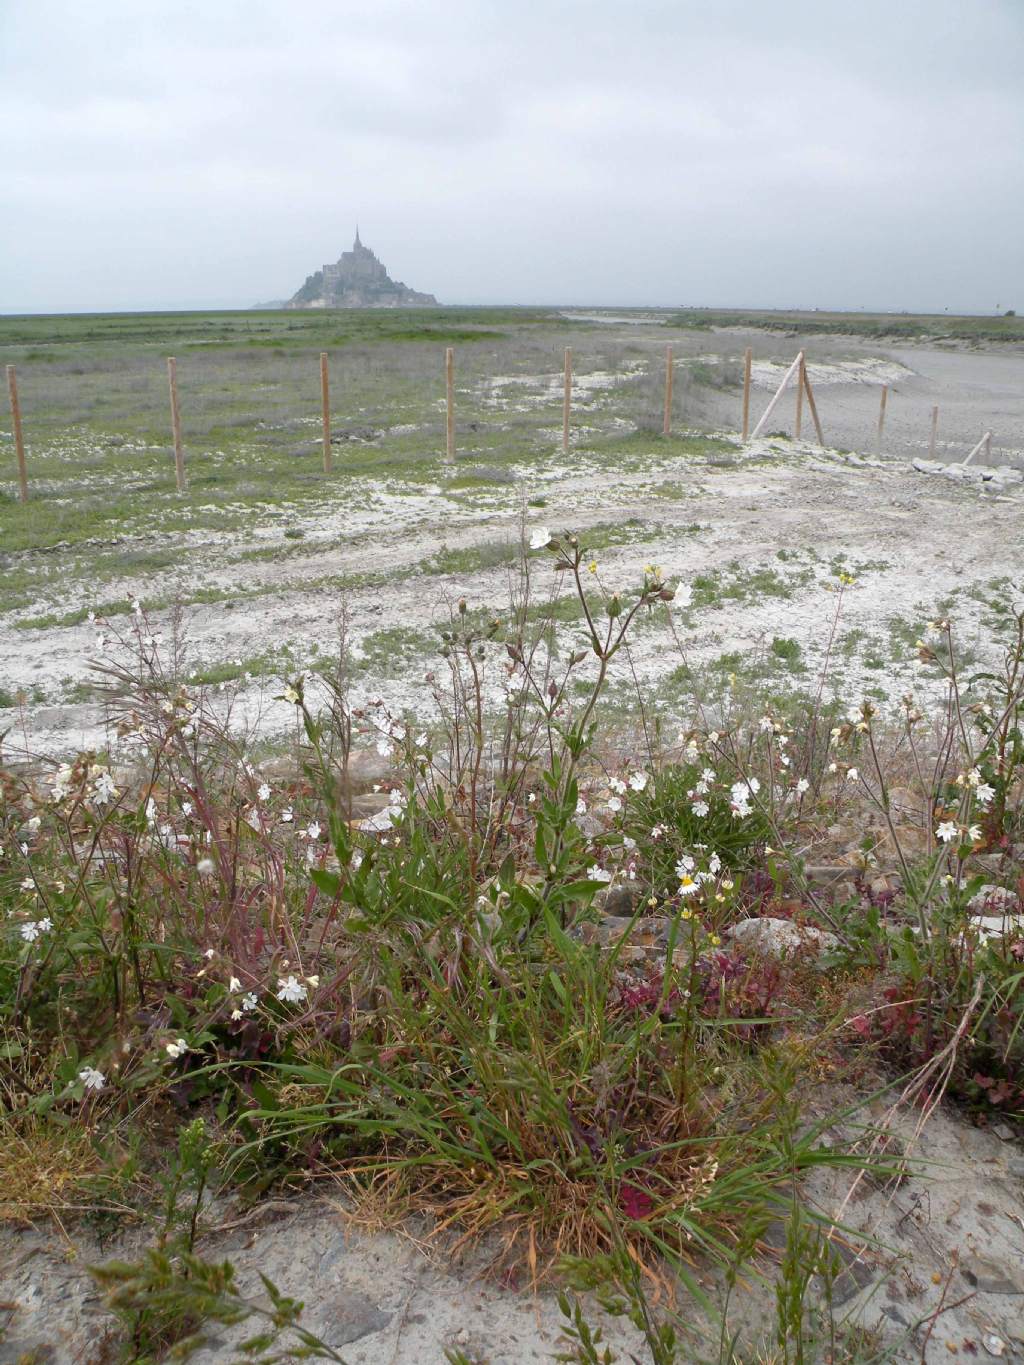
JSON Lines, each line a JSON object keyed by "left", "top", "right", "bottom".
{"left": 619, "top": 1183, "right": 654, "bottom": 1221}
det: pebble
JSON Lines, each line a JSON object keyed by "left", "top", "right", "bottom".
{"left": 967, "top": 885, "right": 1022, "bottom": 917}
{"left": 725, "top": 917, "right": 839, "bottom": 960}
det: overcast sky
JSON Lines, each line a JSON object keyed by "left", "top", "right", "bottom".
{"left": 2, "top": 0, "right": 1022, "bottom": 314}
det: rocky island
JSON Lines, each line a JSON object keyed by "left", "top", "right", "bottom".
{"left": 287, "top": 230, "right": 437, "bottom": 308}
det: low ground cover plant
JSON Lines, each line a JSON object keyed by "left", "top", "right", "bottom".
{"left": 1, "top": 532, "right": 1021, "bottom": 1361}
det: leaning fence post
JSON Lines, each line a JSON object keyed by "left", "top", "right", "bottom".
{"left": 562, "top": 347, "right": 572, "bottom": 454}
{"left": 876, "top": 384, "right": 888, "bottom": 454}
{"left": 167, "top": 357, "right": 186, "bottom": 493}
{"left": 741, "top": 347, "right": 752, "bottom": 440}
{"left": 663, "top": 344, "right": 674, "bottom": 435}
{"left": 929, "top": 405, "right": 939, "bottom": 459}
{"left": 445, "top": 347, "right": 455, "bottom": 460}
{"left": 5, "top": 365, "right": 28, "bottom": 503}
{"left": 320, "top": 352, "right": 332, "bottom": 474}
{"left": 749, "top": 351, "right": 803, "bottom": 442}
{"left": 963, "top": 430, "right": 992, "bottom": 466}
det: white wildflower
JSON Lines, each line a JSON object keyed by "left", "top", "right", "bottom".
{"left": 935, "top": 821, "right": 959, "bottom": 843}
{"left": 975, "top": 782, "right": 995, "bottom": 807}
{"left": 691, "top": 799, "right": 709, "bottom": 817}
{"left": 276, "top": 975, "right": 307, "bottom": 1004}
{"left": 196, "top": 857, "right": 215, "bottom": 875}
{"left": 305, "top": 821, "right": 322, "bottom": 841}
{"left": 78, "top": 1066, "right": 106, "bottom": 1092}
{"left": 609, "top": 777, "right": 627, "bottom": 795}
{"left": 529, "top": 526, "right": 551, "bottom": 550}
{"left": 628, "top": 772, "right": 648, "bottom": 792}
{"left": 588, "top": 866, "right": 612, "bottom": 883}
{"left": 606, "top": 796, "right": 622, "bottom": 814}
{"left": 257, "top": 782, "right": 271, "bottom": 802}
{"left": 165, "top": 1038, "right": 189, "bottom": 1059}
{"left": 280, "top": 807, "right": 294, "bottom": 824}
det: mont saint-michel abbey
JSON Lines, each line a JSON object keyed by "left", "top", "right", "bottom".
{"left": 286, "top": 230, "right": 437, "bottom": 308}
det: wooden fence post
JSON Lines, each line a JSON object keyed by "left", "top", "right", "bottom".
{"left": 741, "top": 347, "right": 752, "bottom": 441}
{"left": 320, "top": 353, "right": 331, "bottom": 474}
{"left": 929, "top": 406, "right": 939, "bottom": 459}
{"left": 167, "top": 357, "right": 186, "bottom": 493}
{"left": 445, "top": 347, "right": 455, "bottom": 460}
{"left": 876, "top": 384, "right": 888, "bottom": 454}
{"left": 663, "top": 344, "right": 674, "bottom": 436}
{"left": 795, "top": 355, "right": 805, "bottom": 438}
{"left": 562, "top": 347, "right": 572, "bottom": 454}
{"left": 749, "top": 351, "right": 803, "bottom": 442}
{"left": 801, "top": 364, "right": 825, "bottom": 446}
{"left": 5, "top": 365, "right": 28, "bottom": 503}
{"left": 983, "top": 431, "right": 992, "bottom": 463}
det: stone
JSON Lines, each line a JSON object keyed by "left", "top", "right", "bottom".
{"left": 311, "top": 1291, "right": 391, "bottom": 1347}
{"left": 971, "top": 914, "right": 1024, "bottom": 943}
{"left": 960, "top": 1254, "right": 1024, "bottom": 1295}
{"left": 348, "top": 791, "right": 392, "bottom": 820}
{"left": 967, "top": 884, "right": 1021, "bottom": 917}
{"left": 596, "top": 884, "right": 641, "bottom": 918}
{"left": 725, "top": 917, "right": 839, "bottom": 960}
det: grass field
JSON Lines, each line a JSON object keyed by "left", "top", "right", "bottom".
{"left": 668, "top": 306, "right": 1024, "bottom": 343}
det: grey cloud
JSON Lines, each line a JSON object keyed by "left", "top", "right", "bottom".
{"left": 1, "top": 0, "right": 1021, "bottom": 312}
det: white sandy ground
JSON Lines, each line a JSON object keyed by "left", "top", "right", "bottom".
{"left": 3, "top": 1095, "right": 1023, "bottom": 1362}
{"left": 2, "top": 428, "right": 1022, "bottom": 763}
